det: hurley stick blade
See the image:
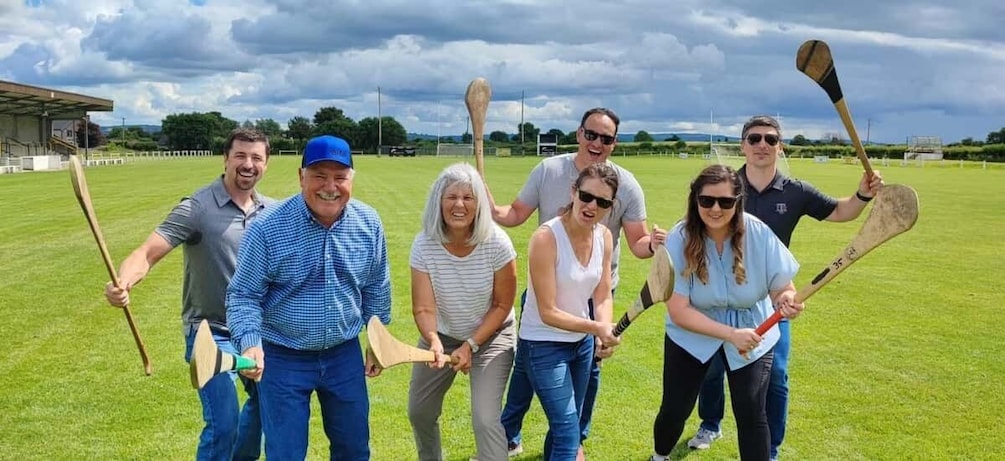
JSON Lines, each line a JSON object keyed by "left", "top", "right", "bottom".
{"left": 464, "top": 78, "right": 491, "bottom": 178}
{"left": 69, "top": 155, "right": 152, "bottom": 375}
{"left": 613, "top": 244, "right": 674, "bottom": 337}
{"left": 796, "top": 39, "right": 874, "bottom": 176}
{"left": 754, "top": 184, "right": 920, "bottom": 335}
{"left": 797, "top": 40, "right": 841, "bottom": 104}
{"left": 367, "top": 316, "right": 452, "bottom": 369}
{"left": 189, "top": 320, "right": 256, "bottom": 389}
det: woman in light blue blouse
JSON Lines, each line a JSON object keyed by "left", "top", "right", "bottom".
{"left": 650, "top": 164, "right": 804, "bottom": 461}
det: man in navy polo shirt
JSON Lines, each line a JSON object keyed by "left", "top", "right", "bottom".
{"left": 686, "top": 115, "right": 883, "bottom": 460}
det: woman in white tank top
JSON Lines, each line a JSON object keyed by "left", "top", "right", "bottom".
{"left": 517, "top": 163, "right": 622, "bottom": 460}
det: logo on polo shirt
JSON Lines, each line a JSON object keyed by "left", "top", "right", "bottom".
{"left": 775, "top": 203, "right": 788, "bottom": 214}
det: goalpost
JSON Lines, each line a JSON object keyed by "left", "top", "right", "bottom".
{"left": 709, "top": 141, "right": 791, "bottom": 175}
{"left": 709, "top": 142, "right": 745, "bottom": 168}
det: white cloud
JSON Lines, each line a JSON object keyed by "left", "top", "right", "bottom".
{"left": 0, "top": 0, "right": 1002, "bottom": 143}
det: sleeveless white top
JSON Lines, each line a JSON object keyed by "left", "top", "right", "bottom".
{"left": 519, "top": 216, "right": 605, "bottom": 342}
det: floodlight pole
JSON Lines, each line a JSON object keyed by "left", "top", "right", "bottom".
{"left": 377, "top": 86, "right": 382, "bottom": 157}
{"left": 520, "top": 90, "right": 525, "bottom": 149}
{"left": 83, "top": 114, "right": 90, "bottom": 161}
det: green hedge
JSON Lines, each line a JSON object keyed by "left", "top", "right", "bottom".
{"left": 566, "top": 141, "right": 1005, "bottom": 162}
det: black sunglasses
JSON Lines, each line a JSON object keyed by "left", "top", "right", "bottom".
{"left": 578, "top": 190, "right": 614, "bottom": 209}
{"left": 582, "top": 129, "right": 616, "bottom": 146}
{"left": 745, "top": 133, "right": 780, "bottom": 146}
{"left": 697, "top": 195, "right": 739, "bottom": 209}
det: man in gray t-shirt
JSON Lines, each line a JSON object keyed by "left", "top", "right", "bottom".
{"left": 489, "top": 107, "right": 668, "bottom": 457}
{"left": 103, "top": 128, "right": 273, "bottom": 461}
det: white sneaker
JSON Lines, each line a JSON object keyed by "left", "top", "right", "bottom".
{"left": 687, "top": 427, "right": 722, "bottom": 450}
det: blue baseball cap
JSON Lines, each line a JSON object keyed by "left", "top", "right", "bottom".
{"left": 302, "top": 135, "right": 352, "bottom": 168}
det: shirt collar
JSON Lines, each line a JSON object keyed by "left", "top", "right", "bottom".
{"left": 739, "top": 165, "right": 787, "bottom": 193}
{"left": 210, "top": 175, "right": 265, "bottom": 210}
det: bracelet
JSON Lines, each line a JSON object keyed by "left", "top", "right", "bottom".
{"left": 855, "top": 191, "right": 873, "bottom": 202}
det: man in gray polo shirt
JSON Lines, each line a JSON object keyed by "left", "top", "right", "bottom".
{"left": 104, "top": 128, "right": 274, "bottom": 461}
{"left": 686, "top": 115, "right": 883, "bottom": 461}
{"left": 488, "top": 107, "right": 667, "bottom": 459}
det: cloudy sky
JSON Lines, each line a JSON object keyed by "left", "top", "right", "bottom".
{"left": 2, "top": 0, "right": 1003, "bottom": 143}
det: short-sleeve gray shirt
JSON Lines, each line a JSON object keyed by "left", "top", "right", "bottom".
{"left": 516, "top": 153, "right": 647, "bottom": 287}
{"left": 155, "top": 176, "right": 274, "bottom": 332}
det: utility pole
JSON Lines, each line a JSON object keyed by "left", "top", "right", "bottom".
{"left": 377, "top": 86, "right": 382, "bottom": 156}
{"left": 709, "top": 109, "right": 713, "bottom": 156}
{"left": 520, "top": 91, "right": 525, "bottom": 150}
{"left": 83, "top": 114, "right": 89, "bottom": 161}
{"left": 121, "top": 117, "right": 126, "bottom": 147}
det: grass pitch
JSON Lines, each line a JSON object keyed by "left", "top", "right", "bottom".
{"left": 0, "top": 155, "right": 1001, "bottom": 460}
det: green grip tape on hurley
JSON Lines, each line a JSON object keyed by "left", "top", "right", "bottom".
{"left": 234, "top": 355, "right": 258, "bottom": 371}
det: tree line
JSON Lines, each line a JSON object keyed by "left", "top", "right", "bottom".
{"left": 85, "top": 109, "right": 1005, "bottom": 158}
{"left": 152, "top": 108, "right": 409, "bottom": 153}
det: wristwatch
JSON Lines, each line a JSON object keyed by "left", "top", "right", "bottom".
{"left": 466, "top": 337, "right": 481, "bottom": 354}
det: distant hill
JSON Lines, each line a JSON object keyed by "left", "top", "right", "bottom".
{"left": 408, "top": 133, "right": 443, "bottom": 141}
{"left": 408, "top": 132, "right": 741, "bottom": 143}
{"left": 641, "top": 133, "right": 741, "bottom": 143}
{"left": 100, "top": 124, "right": 161, "bottom": 135}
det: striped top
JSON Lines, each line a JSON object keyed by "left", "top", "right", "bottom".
{"left": 520, "top": 217, "right": 605, "bottom": 343}
{"left": 410, "top": 225, "right": 517, "bottom": 339}
{"left": 226, "top": 194, "right": 392, "bottom": 353}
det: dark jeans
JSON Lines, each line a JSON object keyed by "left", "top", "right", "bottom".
{"left": 697, "top": 320, "right": 790, "bottom": 458}
{"left": 258, "top": 339, "right": 370, "bottom": 461}
{"left": 653, "top": 335, "right": 773, "bottom": 461}
{"left": 501, "top": 291, "right": 605, "bottom": 446}
{"left": 183, "top": 325, "right": 262, "bottom": 461}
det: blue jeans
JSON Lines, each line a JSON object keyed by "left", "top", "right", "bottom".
{"left": 501, "top": 292, "right": 603, "bottom": 446}
{"left": 520, "top": 336, "right": 594, "bottom": 461}
{"left": 697, "top": 320, "right": 790, "bottom": 458}
{"left": 258, "top": 339, "right": 370, "bottom": 461}
{"left": 183, "top": 325, "right": 262, "bottom": 461}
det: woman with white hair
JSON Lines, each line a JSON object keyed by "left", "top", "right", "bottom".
{"left": 407, "top": 162, "right": 518, "bottom": 461}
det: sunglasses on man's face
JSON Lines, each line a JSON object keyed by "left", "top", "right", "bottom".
{"left": 578, "top": 190, "right": 614, "bottom": 209}
{"left": 582, "top": 128, "right": 616, "bottom": 146}
{"left": 697, "top": 195, "right": 739, "bottom": 209}
{"left": 745, "top": 133, "right": 780, "bottom": 146}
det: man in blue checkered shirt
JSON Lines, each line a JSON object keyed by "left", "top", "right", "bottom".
{"left": 227, "top": 135, "right": 392, "bottom": 461}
